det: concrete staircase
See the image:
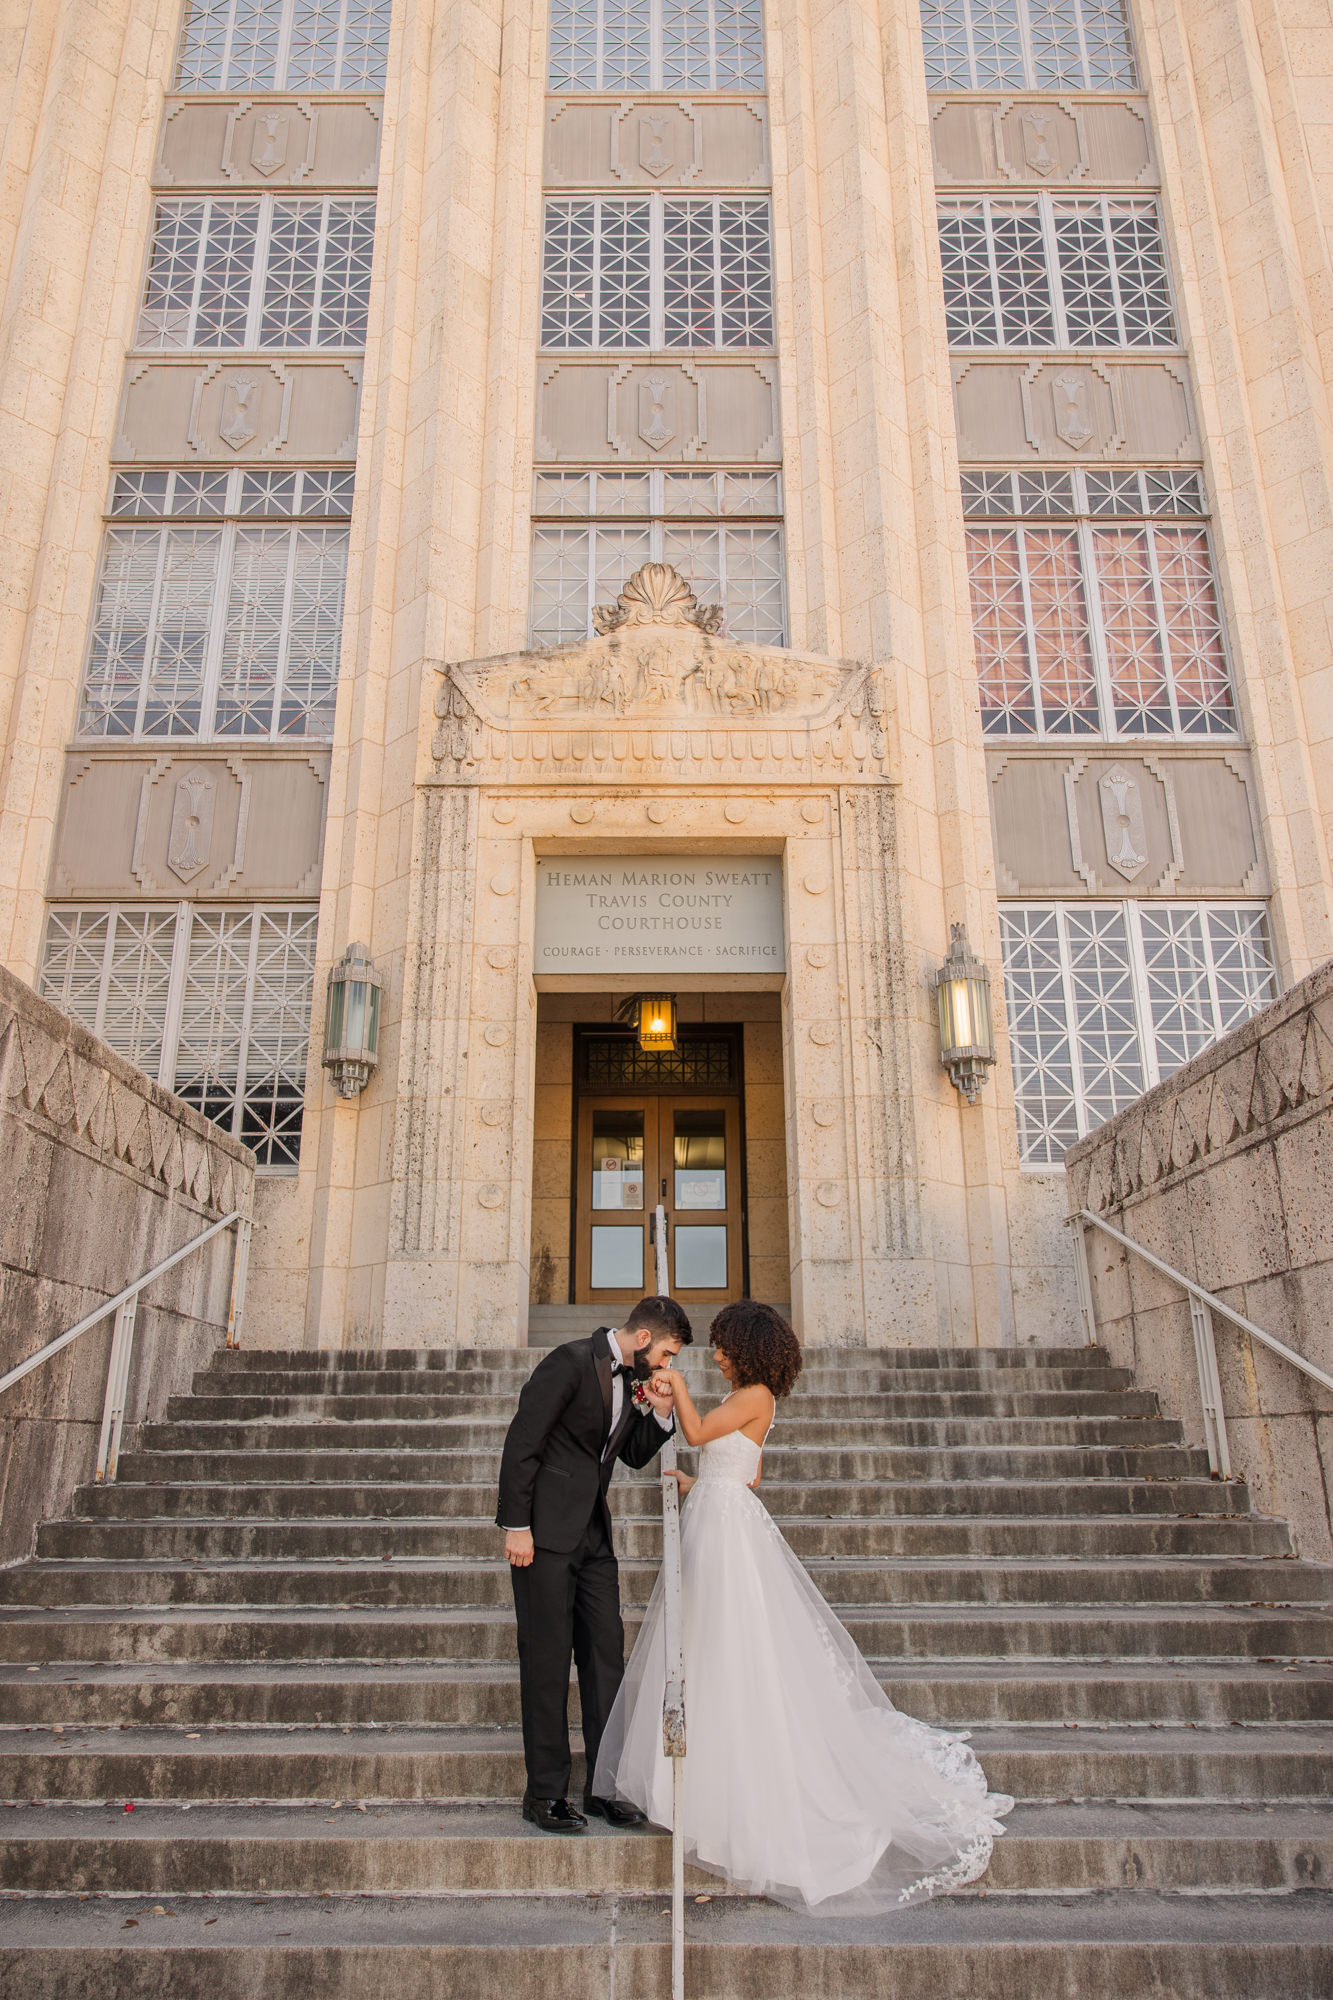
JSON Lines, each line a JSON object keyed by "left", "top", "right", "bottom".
{"left": 1, "top": 1341, "right": 1331, "bottom": 1996}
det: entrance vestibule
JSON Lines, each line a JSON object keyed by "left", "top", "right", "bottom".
{"left": 530, "top": 994, "right": 790, "bottom": 1315}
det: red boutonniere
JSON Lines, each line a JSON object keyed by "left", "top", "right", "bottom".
{"left": 631, "top": 1380, "right": 653, "bottom": 1411}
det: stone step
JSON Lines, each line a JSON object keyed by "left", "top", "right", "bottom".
{"left": 35, "top": 1512, "right": 1294, "bottom": 1564}
{"left": 4, "top": 1723, "right": 1331, "bottom": 1805}
{"left": 205, "top": 1343, "right": 1109, "bottom": 1373}
{"left": 1, "top": 1800, "right": 1329, "bottom": 1898}
{"left": 65, "top": 1474, "right": 1256, "bottom": 1520}
{"left": 165, "top": 1388, "right": 1156, "bottom": 1423}
{"left": 188, "top": 1365, "right": 1135, "bottom": 1399}
{"left": 135, "top": 1413, "right": 1190, "bottom": 1453}
{"left": 108, "top": 1442, "right": 1216, "bottom": 1483}
{"left": 4, "top": 1556, "right": 1328, "bottom": 1611}
{"left": 1, "top": 1889, "right": 1329, "bottom": 2000}
{"left": 5, "top": 1659, "right": 1331, "bottom": 1729}
{"left": 2, "top": 1602, "right": 1330, "bottom": 1663}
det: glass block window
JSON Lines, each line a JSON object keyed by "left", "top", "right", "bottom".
{"left": 136, "top": 198, "right": 376, "bottom": 350}
{"left": 1000, "top": 902, "right": 1276, "bottom": 1166}
{"left": 938, "top": 197, "right": 1176, "bottom": 348}
{"left": 921, "top": 0, "right": 1136, "bottom": 90}
{"left": 40, "top": 905, "right": 319, "bottom": 1169}
{"left": 79, "top": 470, "right": 353, "bottom": 743}
{"left": 961, "top": 467, "right": 1235, "bottom": 739}
{"left": 540, "top": 197, "right": 773, "bottom": 349}
{"left": 530, "top": 470, "right": 785, "bottom": 645}
{"left": 176, "top": 0, "right": 392, "bottom": 91}
{"left": 548, "top": 0, "right": 764, "bottom": 91}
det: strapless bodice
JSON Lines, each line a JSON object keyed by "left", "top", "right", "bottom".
{"left": 696, "top": 1426, "right": 766, "bottom": 1486}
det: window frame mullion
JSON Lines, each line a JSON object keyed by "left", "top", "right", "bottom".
{"left": 1015, "top": 0, "right": 1038, "bottom": 88}
{"left": 1141, "top": 522, "right": 1183, "bottom": 733}
{"left": 272, "top": 521, "right": 303, "bottom": 740}
{"left": 199, "top": 519, "right": 235, "bottom": 740}
{"left": 711, "top": 195, "right": 724, "bottom": 349}
{"left": 275, "top": 0, "right": 297, "bottom": 91}
{"left": 1076, "top": 517, "right": 1117, "bottom": 740}
{"left": 246, "top": 193, "right": 275, "bottom": 350}
{"left": 1053, "top": 904, "right": 1091, "bottom": 1140}
{"left": 134, "top": 526, "right": 174, "bottom": 739}
{"left": 158, "top": 900, "right": 193, "bottom": 1090}
{"left": 233, "top": 907, "right": 263, "bottom": 1143}
{"left": 1013, "top": 523, "right": 1047, "bottom": 739}
{"left": 310, "top": 195, "right": 330, "bottom": 349}
{"left": 1123, "top": 899, "right": 1161, "bottom": 1089}
{"left": 1038, "top": 194, "right": 1068, "bottom": 348}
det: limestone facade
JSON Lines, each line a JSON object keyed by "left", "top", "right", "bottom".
{"left": 1, "top": 0, "right": 1331, "bottom": 1350}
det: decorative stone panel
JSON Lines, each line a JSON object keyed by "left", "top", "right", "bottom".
{"left": 988, "top": 751, "right": 1267, "bottom": 897}
{"left": 155, "top": 96, "right": 382, "bottom": 189}
{"left": 536, "top": 357, "right": 779, "bottom": 462}
{"left": 954, "top": 357, "right": 1197, "bottom": 462}
{"left": 114, "top": 357, "right": 362, "bottom": 463}
{"left": 930, "top": 96, "right": 1155, "bottom": 188}
{"left": 51, "top": 752, "right": 330, "bottom": 901}
{"left": 544, "top": 96, "right": 769, "bottom": 189}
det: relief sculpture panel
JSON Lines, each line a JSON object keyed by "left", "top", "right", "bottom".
{"left": 155, "top": 96, "right": 382, "bottom": 188}
{"left": 115, "top": 358, "right": 362, "bottom": 463}
{"left": 954, "top": 358, "right": 1197, "bottom": 462}
{"left": 544, "top": 97, "right": 769, "bottom": 189}
{"left": 988, "top": 752, "right": 1267, "bottom": 896}
{"left": 931, "top": 96, "right": 1154, "bottom": 188}
{"left": 537, "top": 358, "right": 779, "bottom": 463}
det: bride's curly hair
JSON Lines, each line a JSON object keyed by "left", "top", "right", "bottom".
{"left": 709, "top": 1300, "right": 803, "bottom": 1399}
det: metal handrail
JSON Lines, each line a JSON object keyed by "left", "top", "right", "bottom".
{"left": 1070, "top": 1206, "right": 1333, "bottom": 1480}
{"left": 0, "top": 1209, "right": 252, "bottom": 1482}
{"left": 655, "top": 1202, "right": 686, "bottom": 2000}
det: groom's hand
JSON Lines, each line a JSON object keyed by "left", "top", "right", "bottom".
{"left": 504, "top": 1529, "right": 535, "bottom": 1568}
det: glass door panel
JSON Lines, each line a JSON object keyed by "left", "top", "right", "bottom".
{"left": 663, "top": 1097, "right": 742, "bottom": 1301}
{"left": 576, "top": 1098, "right": 657, "bottom": 1300}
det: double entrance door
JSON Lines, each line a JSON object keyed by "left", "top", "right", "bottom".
{"left": 574, "top": 1094, "right": 743, "bottom": 1305}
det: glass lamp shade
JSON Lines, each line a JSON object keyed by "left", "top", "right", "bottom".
{"left": 636, "top": 994, "right": 678, "bottom": 1052}
{"left": 322, "top": 942, "right": 382, "bottom": 1098}
{"left": 935, "top": 922, "right": 996, "bottom": 1105}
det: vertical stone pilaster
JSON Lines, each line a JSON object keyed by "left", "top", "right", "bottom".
{"left": 0, "top": 0, "right": 178, "bottom": 979}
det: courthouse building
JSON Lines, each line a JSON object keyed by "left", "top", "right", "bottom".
{"left": 3, "top": 0, "right": 1332, "bottom": 1351}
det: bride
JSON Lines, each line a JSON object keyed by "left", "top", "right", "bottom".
{"left": 592, "top": 1300, "right": 1013, "bottom": 1913}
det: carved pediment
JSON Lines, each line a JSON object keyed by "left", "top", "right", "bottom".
{"left": 432, "top": 567, "right": 894, "bottom": 782}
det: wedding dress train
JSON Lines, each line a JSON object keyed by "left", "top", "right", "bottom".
{"left": 593, "top": 1422, "right": 1013, "bottom": 1913}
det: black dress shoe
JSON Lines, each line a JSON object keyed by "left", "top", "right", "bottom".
{"left": 521, "top": 1793, "right": 587, "bottom": 1833}
{"left": 583, "top": 1795, "right": 647, "bottom": 1827}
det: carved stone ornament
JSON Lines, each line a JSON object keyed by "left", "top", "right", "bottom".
{"left": 1051, "top": 370, "right": 1094, "bottom": 450}
{"left": 1020, "top": 110, "right": 1057, "bottom": 177}
{"left": 592, "top": 562, "right": 723, "bottom": 635}
{"left": 1099, "top": 766, "right": 1148, "bottom": 882}
{"left": 218, "top": 375, "right": 258, "bottom": 450}
{"left": 251, "top": 112, "right": 290, "bottom": 176}
{"left": 167, "top": 769, "right": 216, "bottom": 883}
{"left": 639, "top": 112, "right": 674, "bottom": 177}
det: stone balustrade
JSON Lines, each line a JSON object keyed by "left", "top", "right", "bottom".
{"left": 1066, "top": 962, "right": 1333, "bottom": 1558}
{"left": 0, "top": 964, "right": 254, "bottom": 1561}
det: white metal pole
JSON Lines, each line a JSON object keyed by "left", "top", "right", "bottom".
{"left": 655, "top": 1201, "right": 685, "bottom": 2000}
{"left": 94, "top": 1295, "right": 139, "bottom": 1484}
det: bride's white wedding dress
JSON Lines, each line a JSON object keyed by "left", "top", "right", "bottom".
{"left": 593, "top": 1416, "right": 1013, "bottom": 1913}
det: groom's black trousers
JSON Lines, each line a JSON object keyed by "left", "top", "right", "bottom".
{"left": 510, "top": 1511, "right": 623, "bottom": 1799}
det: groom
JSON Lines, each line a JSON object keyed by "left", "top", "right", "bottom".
{"left": 496, "top": 1295, "right": 692, "bottom": 1832}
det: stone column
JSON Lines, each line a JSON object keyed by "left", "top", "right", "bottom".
{"left": 1136, "top": 0, "right": 1333, "bottom": 976}
{"left": 302, "top": 0, "right": 546, "bottom": 1344}
{"left": 0, "top": 0, "right": 177, "bottom": 978}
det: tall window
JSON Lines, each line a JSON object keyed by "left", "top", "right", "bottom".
{"left": 1000, "top": 902, "right": 1276, "bottom": 1165}
{"left": 921, "top": 0, "right": 1136, "bottom": 91}
{"left": 963, "top": 470, "right": 1235, "bottom": 739}
{"left": 548, "top": 0, "right": 764, "bottom": 90}
{"left": 531, "top": 471, "right": 784, "bottom": 645}
{"left": 136, "top": 197, "right": 376, "bottom": 351}
{"left": 938, "top": 197, "right": 1175, "bottom": 348}
{"left": 40, "top": 905, "right": 319, "bottom": 1168}
{"left": 541, "top": 197, "right": 773, "bottom": 350}
{"left": 176, "top": 0, "right": 392, "bottom": 92}
{"left": 78, "top": 469, "right": 353, "bottom": 743}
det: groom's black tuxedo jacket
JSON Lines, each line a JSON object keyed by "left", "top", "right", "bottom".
{"left": 495, "top": 1334, "right": 673, "bottom": 1553}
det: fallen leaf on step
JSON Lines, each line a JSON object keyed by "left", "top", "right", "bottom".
{"left": 121, "top": 1920, "right": 137, "bottom": 1929}
{"left": 204, "top": 1918, "right": 217, "bottom": 1925}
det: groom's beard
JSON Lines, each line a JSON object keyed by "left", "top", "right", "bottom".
{"left": 629, "top": 1351, "right": 656, "bottom": 1383}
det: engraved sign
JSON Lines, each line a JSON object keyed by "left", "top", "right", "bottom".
{"left": 534, "top": 855, "right": 785, "bottom": 975}
{"left": 168, "top": 770, "right": 216, "bottom": 883}
{"left": 251, "top": 112, "right": 290, "bottom": 176}
{"left": 1099, "top": 767, "right": 1148, "bottom": 881}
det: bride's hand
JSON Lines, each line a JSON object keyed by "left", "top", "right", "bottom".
{"left": 665, "top": 1468, "right": 695, "bottom": 1497}
{"left": 648, "top": 1370, "right": 677, "bottom": 1404}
